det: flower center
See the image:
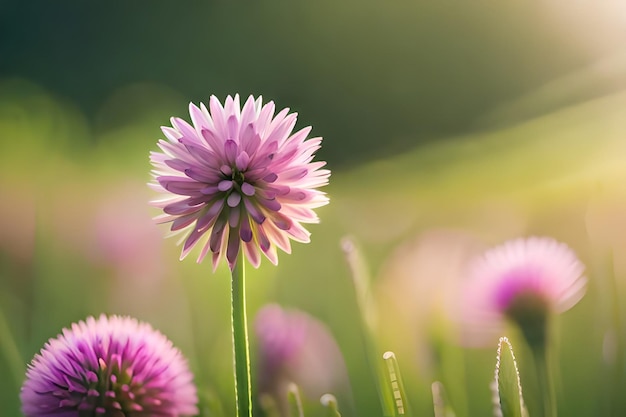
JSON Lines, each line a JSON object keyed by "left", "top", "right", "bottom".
{"left": 72, "top": 356, "right": 153, "bottom": 414}
{"left": 232, "top": 168, "right": 246, "bottom": 186}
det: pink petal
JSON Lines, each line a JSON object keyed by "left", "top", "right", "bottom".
{"left": 185, "top": 167, "right": 220, "bottom": 184}
{"left": 162, "top": 182, "right": 204, "bottom": 196}
{"left": 242, "top": 130, "right": 262, "bottom": 156}
{"left": 171, "top": 117, "right": 199, "bottom": 144}
{"left": 229, "top": 206, "right": 241, "bottom": 228}
{"left": 181, "top": 228, "right": 205, "bottom": 258}
{"left": 161, "top": 126, "right": 182, "bottom": 142}
{"left": 243, "top": 198, "right": 266, "bottom": 224}
{"left": 268, "top": 211, "right": 292, "bottom": 231}
{"left": 198, "top": 236, "right": 213, "bottom": 263}
{"left": 227, "top": 192, "right": 242, "bottom": 207}
{"left": 240, "top": 96, "right": 258, "bottom": 127}
{"left": 263, "top": 221, "right": 292, "bottom": 254}
{"left": 256, "top": 224, "right": 271, "bottom": 252}
{"left": 209, "top": 218, "right": 227, "bottom": 253}
{"left": 209, "top": 96, "right": 227, "bottom": 138}
{"left": 243, "top": 241, "right": 261, "bottom": 268}
{"left": 200, "top": 185, "right": 220, "bottom": 196}
{"left": 183, "top": 144, "right": 222, "bottom": 168}
{"left": 224, "top": 140, "right": 238, "bottom": 164}
{"left": 279, "top": 167, "right": 308, "bottom": 181}
{"left": 240, "top": 219, "right": 253, "bottom": 242}
{"left": 218, "top": 180, "right": 234, "bottom": 192}
{"left": 197, "top": 211, "right": 217, "bottom": 233}
{"left": 280, "top": 190, "right": 307, "bottom": 202}
{"left": 265, "top": 184, "right": 291, "bottom": 197}
{"left": 264, "top": 241, "right": 278, "bottom": 265}
{"left": 163, "top": 200, "right": 202, "bottom": 216}
{"left": 263, "top": 172, "right": 278, "bottom": 183}
{"left": 163, "top": 158, "right": 189, "bottom": 172}
{"left": 204, "top": 198, "right": 225, "bottom": 222}
{"left": 220, "top": 165, "right": 233, "bottom": 176}
{"left": 241, "top": 182, "right": 255, "bottom": 196}
{"left": 236, "top": 151, "right": 250, "bottom": 171}
{"left": 189, "top": 103, "right": 210, "bottom": 131}
{"left": 265, "top": 108, "right": 290, "bottom": 139}
{"left": 226, "top": 228, "right": 240, "bottom": 268}
{"left": 267, "top": 112, "right": 297, "bottom": 146}
{"left": 285, "top": 126, "right": 312, "bottom": 148}
{"left": 227, "top": 115, "right": 239, "bottom": 141}
{"left": 285, "top": 221, "right": 311, "bottom": 243}
{"left": 224, "top": 94, "right": 241, "bottom": 119}
{"left": 257, "top": 197, "right": 281, "bottom": 212}
{"left": 269, "top": 147, "right": 298, "bottom": 168}
{"left": 200, "top": 129, "right": 226, "bottom": 159}
{"left": 256, "top": 101, "right": 276, "bottom": 134}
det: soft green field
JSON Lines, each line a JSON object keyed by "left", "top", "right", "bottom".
{"left": 1, "top": 74, "right": 626, "bottom": 417}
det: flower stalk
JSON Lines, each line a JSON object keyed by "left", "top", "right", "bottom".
{"left": 341, "top": 237, "right": 396, "bottom": 417}
{"left": 231, "top": 252, "right": 252, "bottom": 417}
{"left": 288, "top": 384, "right": 304, "bottom": 417}
{"left": 530, "top": 343, "right": 556, "bottom": 417}
{"left": 321, "top": 394, "right": 342, "bottom": 417}
{"left": 383, "top": 351, "right": 409, "bottom": 416}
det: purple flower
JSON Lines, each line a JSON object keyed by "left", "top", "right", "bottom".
{"left": 20, "top": 315, "right": 198, "bottom": 417}
{"left": 461, "top": 236, "right": 587, "bottom": 346}
{"left": 149, "top": 95, "right": 330, "bottom": 269}
{"left": 254, "top": 304, "right": 348, "bottom": 414}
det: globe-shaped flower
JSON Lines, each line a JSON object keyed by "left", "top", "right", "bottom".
{"left": 461, "top": 236, "right": 587, "bottom": 346}
{"left": 254, "top": 304, "right": 348, "bottom": 413}
{"left": 149, "top": 94, "right": 330, "bottom": 269}
{"left": 20, "top": 315, "right": 198, "bottom": 417}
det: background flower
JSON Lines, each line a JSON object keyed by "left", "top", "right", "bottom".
{"left": 150, "top": 95, "right": 330, "bottom": 269}
{"left": 20, "top": 315, "right": 198, "bottom": 417}
{"left": 460, "top": 236, "right": 587, "bottom": 346}
{"left": 254, "top": 304, "right": 349, "bottom": 416}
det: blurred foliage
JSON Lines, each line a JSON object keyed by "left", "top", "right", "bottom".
{"left": 2, "top": 0, "right": 626, "bottom": 166}
{"left": 2, "top": 1, "right": 626, "bottom": 417}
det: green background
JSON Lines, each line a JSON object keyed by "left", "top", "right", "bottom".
{"left": 1, "top": 1, "right": 626, "bottom": 416}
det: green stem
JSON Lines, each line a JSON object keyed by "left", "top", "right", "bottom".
{"left": 231, "top": 254, "right": 252, "bottom": 417}
{"left": 532, "top": 344, "right": 556, "bottom": 417}
{"left": 383, "top": 351, "right": 410, "bottom": 416}
{"left": 341, "top": 238, "right": 395, "bottom": 417}
{"left": 287, "top": 383, "right": 304, "bottom": 417}
{"left": 321, "top": 393, "right": 342, "bottom": 417}
{"left": 434, "top": 331, "right": 468, "bottom": 417}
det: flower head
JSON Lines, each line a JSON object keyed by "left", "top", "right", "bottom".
{"left": 254, "top": 304, "right": 348, "bottom": 413}
{"left": 21, "top": 315, "right": 198, "bottom": 417}
{"left": 461, "top": 236, "right": 587, "bottom": 346}
{"left": 149, "top": 95, "right": 330, "bottom": 269}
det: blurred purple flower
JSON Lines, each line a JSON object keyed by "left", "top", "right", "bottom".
{"left": 149, "top": 95, "right": 330, "bottom": 270}
{"left": 461, "top": 236, "right": 587, "bottom": 346}
{"left": 21, "top": 315, "right": 198, "bottom": 417}
{"left": 254, "top": 304, "right": 348, "bottom": 415}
